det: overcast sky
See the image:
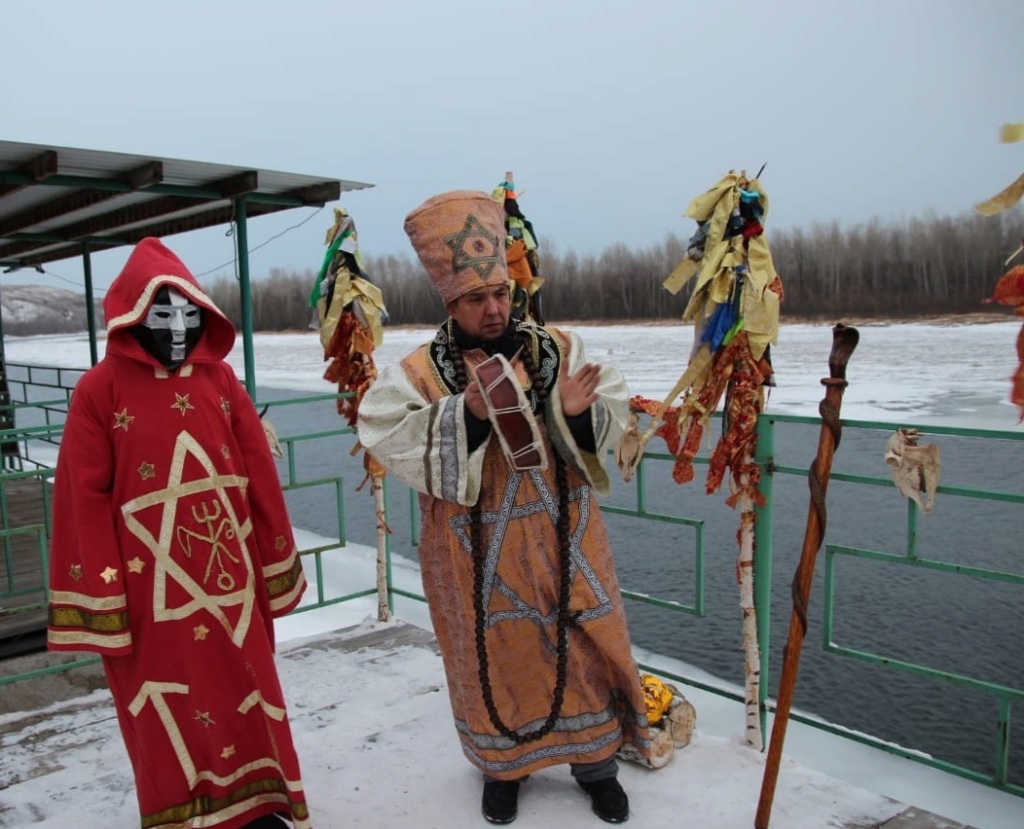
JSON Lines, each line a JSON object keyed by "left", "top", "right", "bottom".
{"left": 2, "top": 0, "right": 1023, "bottom": 294}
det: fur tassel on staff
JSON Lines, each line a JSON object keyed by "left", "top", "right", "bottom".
{"left": 755, "top": 323, "right": 859, "bottom": 829}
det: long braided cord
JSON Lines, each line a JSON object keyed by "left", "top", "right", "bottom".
{"left": 450, "top": 332, "right": 573, "bottom": 744}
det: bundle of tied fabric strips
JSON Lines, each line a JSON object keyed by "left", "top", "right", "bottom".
{"left": 975, "top": 122, "right": 1024, "bottom": 421}
{"left": 491, "top": 171, "right": 545, "bottom": 324}
{"left": 623, "top": 169, "right": 783, "bottom": 504}
{"left": 982, "top": 261, "right": 1024, "bottom": 421}
{"left": 310, "top": 208, "right": 389, "bottom": 429}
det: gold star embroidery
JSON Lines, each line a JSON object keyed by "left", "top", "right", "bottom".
{"left": 100, "top": 566, "right": 119, "bottom": 584}
{"left": 171, "top": 393, "right": 195, "bottom": 417}
{"left": 221, "top": 745, "right": 236, "bottom": 759}
{"left": 127, "top": 557, "right": 145, "bottom": 574}
{"left": 137, "top": 462, "right": 156, "bottom": 480}
{"left": 194, "top": 710, "right": 215, "bottom": 728}
{"left": 275, "top": 535, "right": 287, "bottom": 552}
{"left": 221, "top": 444, "right": 231, "bottom": 459}
{"left": 194, "top": 624, "right": 210, "bottom": 641}
{"left": 69, "top": 563, "right": 83, "bottom": 581}
{"left": 113, "top": 408, "right": 135, "bottom": 431}
{"left": 220, "top": 397, "right": 231, "bottom": 415}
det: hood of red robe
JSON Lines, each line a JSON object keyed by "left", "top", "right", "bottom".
{"left": 103, "top": 237, "right": 235, "bottom": 367}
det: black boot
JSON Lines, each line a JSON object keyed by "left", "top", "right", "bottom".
{"left": 482, "top": 779, "right": 521, "bottom": 824}
{"left": 243, "top": 814, "right": 290, "bottom": 829}
{"left": 577, "top": 776, "right": 629, "bottom": 823}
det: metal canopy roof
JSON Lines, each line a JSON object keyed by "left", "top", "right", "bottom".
{"left": 0, "top": 140, "right": 374, "bottom": 271}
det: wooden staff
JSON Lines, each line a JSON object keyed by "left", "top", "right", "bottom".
{"left": 755, "top": 323, "right": 859, "bottom": 829}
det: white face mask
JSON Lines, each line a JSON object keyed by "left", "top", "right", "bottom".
{"left": 141, "top": 287, "right": 203, "bottom": 368}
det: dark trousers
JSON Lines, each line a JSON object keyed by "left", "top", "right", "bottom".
{"left": 484, "top": 755, "right": 618, "bottom": 784}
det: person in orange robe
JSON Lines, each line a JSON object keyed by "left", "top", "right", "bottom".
{"left": 47, "top": 238, "right": 310, "bottom": 829}
{"left": 358, "top": 191, "right": 650, "bottom": 825}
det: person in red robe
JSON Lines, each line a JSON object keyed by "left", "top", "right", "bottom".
{"left": 47, "top": 237, "right": 311, "bottom": 829}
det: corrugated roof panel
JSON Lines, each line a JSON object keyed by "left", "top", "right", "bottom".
{"left": 0, "top": 140, "right": 373, "bottom": 268}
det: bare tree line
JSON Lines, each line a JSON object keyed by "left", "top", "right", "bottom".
{"left": 204, "top": 208, "right": 1023, "bottom": 330}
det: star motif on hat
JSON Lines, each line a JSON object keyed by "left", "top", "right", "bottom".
{"left": 113, "top": 408, "right": 135, "bottom": 431}
{"left": 69, "top": 563, "right": 83, "bottom": 581}
{"left": 100, "top": 566, "right": 119, "bottom": 584}
{"left": 221, "top": 745, "right": 236, "bottom": 760}
{"left": 444, "top": 214, "right": 502, "bottom": 280}
{"left": 194, "top": 623, "right": 210, "bottom": 641}
{"left": 127, "top": 557, "right": 145, "bottom": 574}
{"left": 171, "top": 393, "right": 195, "bottom": 417}
{"left": 138, "top": 461, "right": 156, "bottom": 480}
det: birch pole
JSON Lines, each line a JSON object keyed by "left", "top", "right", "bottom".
{"left": 755, "top": 323, "right": 859, "bottom": 829}
{"left": 372, "top": 470, "right": 390, "bottom": 622}
{"left": 356, "top": 447, "right": 391, "bottom": 623}
{"left": 737, "top": 461, "right": 762, "bottom": 750}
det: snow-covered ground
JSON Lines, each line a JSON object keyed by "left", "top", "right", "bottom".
{"left": 1, "top": 320, "right": 1021, "bottom": 828}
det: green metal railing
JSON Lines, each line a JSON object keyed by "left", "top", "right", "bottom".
{"left": 0, "top": 522, "right": 48, "bottom": 605}
{"left": 601, "top": 457, "right": 708, "bottom": 617}
{"left": 1, "top": 363, "right": 82, "bottom": 469}
{"left": 764, "top": 412, "right": 1023, "bottom": 795}
{"left": 255, "top": 393, "right": 380, "bottom": 612}
{"left": 0, "top": 379, "right": 1021, "bottom": 798}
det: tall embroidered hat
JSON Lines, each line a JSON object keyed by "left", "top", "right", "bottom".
{"left": 404, "top": 190, "right": 509, "bottom": 305}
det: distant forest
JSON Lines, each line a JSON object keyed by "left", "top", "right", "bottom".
{"left": 206, "top": 208, "right": 1024, "bottom": 329}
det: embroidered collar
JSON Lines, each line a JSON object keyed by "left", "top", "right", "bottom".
{"left": 429, "top": 318, "right": 562, "bottom": 407}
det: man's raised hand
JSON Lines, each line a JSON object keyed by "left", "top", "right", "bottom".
{"left": 560, "top": 361, "right": 600, "bottom": 417}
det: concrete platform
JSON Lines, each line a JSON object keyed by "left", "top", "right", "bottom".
{"left": 0, "top": 622, "right": 985, "bottom": 828}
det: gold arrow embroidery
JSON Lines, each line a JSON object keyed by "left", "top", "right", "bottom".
{"left": 128, "top": 680, "right": 295, "bottom": 789}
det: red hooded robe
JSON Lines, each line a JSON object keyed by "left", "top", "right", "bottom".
{"left": 47, "top": 238, "right": 311, "bottom": 829}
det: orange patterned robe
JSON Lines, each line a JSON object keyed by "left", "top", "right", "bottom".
{"left": 358, "top": 321, "right": 651, "bottom": 779}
